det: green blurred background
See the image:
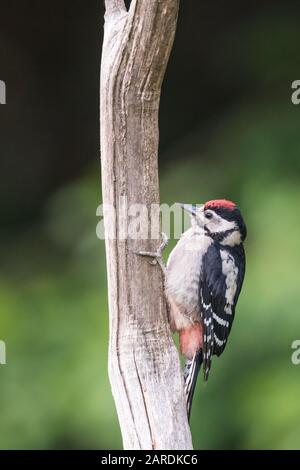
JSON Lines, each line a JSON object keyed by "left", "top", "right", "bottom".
{"left": 0, "top": 0, "right": 300, "bottom": 449}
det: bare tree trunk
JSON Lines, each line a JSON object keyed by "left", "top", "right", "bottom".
{"left": 100, "top": 0, "right": 192, "bottom": 450}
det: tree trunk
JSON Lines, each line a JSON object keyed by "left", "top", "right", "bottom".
{"left": 100, "top": 0, "right": 192, "bottom": 450}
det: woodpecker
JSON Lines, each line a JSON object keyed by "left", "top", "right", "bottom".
{"left": 137, "top": 199, "right": 246, "bottom": 419}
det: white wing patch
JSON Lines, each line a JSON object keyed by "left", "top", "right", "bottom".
{"left": 203, "top": 316, "right": 212, "bottom": 326}
{"left": 214, "top": 333, "right": 227, "bottom": 347}
{"left": 213, "top": 312, "right": 229, "bottom": 327}
{"left": 220, "top": 250, "right": 239, "bottom": 315}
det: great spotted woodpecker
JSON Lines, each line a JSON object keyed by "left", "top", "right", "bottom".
{"left": 137, "top": 199, "right": 246, "bottom": 419}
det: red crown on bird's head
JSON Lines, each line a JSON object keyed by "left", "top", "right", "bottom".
{"left": 204, "top": 199, "right": 237, "bottom": 211}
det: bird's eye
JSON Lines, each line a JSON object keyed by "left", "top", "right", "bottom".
{"left": 205, "top": 212, "right": 213, "bottom": 219}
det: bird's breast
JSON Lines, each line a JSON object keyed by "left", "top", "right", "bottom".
{"left": 165, "top": 231, "right": 212, "bottom": 324}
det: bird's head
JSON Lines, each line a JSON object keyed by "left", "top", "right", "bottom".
{"left": 178, "top": 199, "right": 247, "bottom": 246}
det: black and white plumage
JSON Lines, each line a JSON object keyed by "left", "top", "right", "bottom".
{"left": 200, "top": 241, "right": 246, "bottom": 380}
{"left": 184, "top": 350, "right": 202, "bottom": 421}
{"left": 136, "top": 198, "right": 247, "bottom": 419}
{"left": 165, "top": 199, "right": 247, "bottom": 418}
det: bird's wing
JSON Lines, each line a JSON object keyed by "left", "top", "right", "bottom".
{"left": 200, "top": 243, "right": 245, "bottom": 379}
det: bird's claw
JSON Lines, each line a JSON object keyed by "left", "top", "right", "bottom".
{"left": 133, "top": 233, "right": 168, "bottom": 274}
{"left": 149, "top": 256, "right": 159, "bottom": 266}
{"left": 134, "top": 250, "right": 161, "bottom": 264}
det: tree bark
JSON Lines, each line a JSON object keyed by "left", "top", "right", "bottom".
{"left": 100, "top": 0, "right": 192, "bottom": 450}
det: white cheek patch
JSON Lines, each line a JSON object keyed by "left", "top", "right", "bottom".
{"left": 218, "top": 219, "right": 236, "bottom": 232}
{"left": 221, "top": 230, "right": 242, "bottom": 246}
{"left": 208, "top": 212, "right": 236, "bottom": 233}
{"left": 220, "top": 250, "right": 239, "bottom": 315}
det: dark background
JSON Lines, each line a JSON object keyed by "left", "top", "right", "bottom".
{"left": 0, "top": 0, "right": 300, "bottom": 450}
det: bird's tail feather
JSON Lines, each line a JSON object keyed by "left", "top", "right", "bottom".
{"left": 184, "top": 350, "right": 202, "bottom": 420}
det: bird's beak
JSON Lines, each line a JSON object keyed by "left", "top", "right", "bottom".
{"left": 176, "top": 203, "right": 197, "bottom": 216}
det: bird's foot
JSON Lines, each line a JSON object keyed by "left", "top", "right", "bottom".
{"left": 134, "top": 232, "right": 168, "bottom": 274}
